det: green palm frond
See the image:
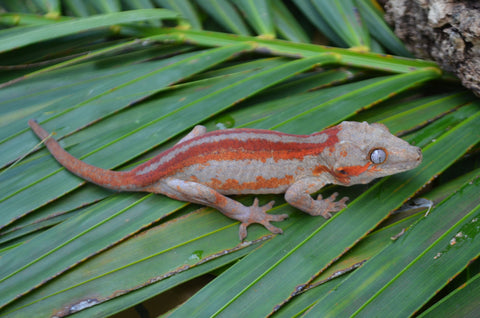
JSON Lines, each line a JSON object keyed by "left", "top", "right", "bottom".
{"left": 0, "top": 1, "right": 479, "bottom": 317}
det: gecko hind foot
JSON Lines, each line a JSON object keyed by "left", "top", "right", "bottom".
{"left": 238, "top": 198, "right": 288, "bottom": 241}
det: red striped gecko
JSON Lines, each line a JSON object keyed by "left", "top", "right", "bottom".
{"left": 29, "top": 120, "right": 422, "bottom": 240}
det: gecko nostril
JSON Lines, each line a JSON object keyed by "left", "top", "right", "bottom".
{"left": 416, "top": 148, "right": 423, "bottom": 161}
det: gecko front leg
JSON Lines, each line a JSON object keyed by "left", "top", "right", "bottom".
{"left": 284, "top": 178, "right": 349, "bottom": 218}
{"left": 145, "top": 179, "right": 288, "bottom": 240}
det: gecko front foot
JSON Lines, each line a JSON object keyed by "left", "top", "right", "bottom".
{"left": 312, "top": 192, "right": 349, "bottom": 219}
{"left": 238, "top": 198, "right": 288, "bottom": 241}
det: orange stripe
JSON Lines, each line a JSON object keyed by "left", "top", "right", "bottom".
{"left": 131, "top": 126, "right": 341, "bottom": 187}
{"left": 206, "top": 175, "right": 295, "bottom": 192}
{"left": 340, "top": 163, "right": 372, "bottom": 176}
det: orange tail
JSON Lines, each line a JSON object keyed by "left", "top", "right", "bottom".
{"left": 28, "top": 120, "right": 141, "bottom": 191}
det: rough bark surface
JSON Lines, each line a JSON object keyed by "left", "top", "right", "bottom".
{"left": 385, "top": 0, "right": 480, "bottom": 96}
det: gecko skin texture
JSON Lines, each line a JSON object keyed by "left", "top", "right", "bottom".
{"left": 28, "top": 120, "right": 422, "bottom": 240}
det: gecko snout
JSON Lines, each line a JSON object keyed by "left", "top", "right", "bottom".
{"left": 408, "top": 146, "right": 423, "bottom": 169}
{"left": 415, "top": 147, "right": 423, "bottom": 163}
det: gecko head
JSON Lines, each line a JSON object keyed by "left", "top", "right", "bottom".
{"left": 328, "top": 121, "right": 422, "bottom": 185}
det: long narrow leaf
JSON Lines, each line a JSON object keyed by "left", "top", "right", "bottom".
{"left": 196, "top": 0, "right": 251, "bottom": 35}
{"left": 419, "top": 272, "right": 480, "bottom": 318}
{"left": 0, "top": 194, "right": 185, "bottom": 309}
{"left": 312, "top": 0, "right": 370, "bottom": 49}
{"left": 232, "top": 0, "right": 274, "bottom": 37}
{"left": 154, "top": 0, "right": 202, "bottom": 29}
{"left": 271, "top": 0, "right": 309, "bottom": 43}
{"left": 152, "top": 28, "right": 439, "bottom": 73}
{"left": 355, "top": 0, "right": 412, "bottom": 56}
{"left": 292, "top": 0, "right": 347, "bottom": 47}
{"left": 0, "top": 9, "right": 179, "bottom": 53}
{"left": 0, "top": 205, "right": 269, "bottom": 316}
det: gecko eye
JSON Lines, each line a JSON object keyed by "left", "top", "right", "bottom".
{"left": 370, "top": 148, "right": 387, "bottom": 164}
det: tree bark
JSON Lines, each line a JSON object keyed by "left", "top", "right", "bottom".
{"left": 385, "top": 0, "right": 480, "bottom": 96}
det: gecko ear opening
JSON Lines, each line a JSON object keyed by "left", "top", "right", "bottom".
{"left": 369, "top": 148, "right": 387, "bottom": 164}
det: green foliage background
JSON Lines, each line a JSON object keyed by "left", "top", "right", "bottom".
{"left": 0, "top": 1, "right": 479, "bottom": 317}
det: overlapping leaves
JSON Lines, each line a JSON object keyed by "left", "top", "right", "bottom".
{"left": 0, "top": 2, "right": 479, "bottom": 318}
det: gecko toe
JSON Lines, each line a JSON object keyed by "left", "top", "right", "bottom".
{"left": 339, "top": 196, "right": 349, "bottom": 205}
{"left": 335, "top": 196, "right": 349, "bottom": 210}
{"left": 255, "top": 211, "right": 287, "bottom": 236}
{"left": 264, "top": 200, "right": 275, "bottom": 210}
{"left": 268, "top": 213, "right": 289, "bottom": 222}
{"left": 310, "top": 192, "right": 349, "bottom": 218}
{"left": 329, "top": 192, "right": 339, "bottom": 200}
{"left": 263, "top": 222, "right": 283, "bottom": 235}
{"left": 238, "top": 223, "right": 248, "bottom": 241}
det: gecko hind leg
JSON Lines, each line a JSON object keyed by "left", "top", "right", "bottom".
{"left": 176, "top": 125, "right": 207, "bottom": 144}
{"left": 149, "top": 178, "right": 288, "bottom": 240}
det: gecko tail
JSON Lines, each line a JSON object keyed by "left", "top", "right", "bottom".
{"left": 28, "top": 119, "right": 51, "bottom": 139}
{"left": 28, "top": 120, "right": 140, "bottom": 191}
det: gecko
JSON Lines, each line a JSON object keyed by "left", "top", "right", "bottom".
{"left": 28, "top": 120, "right": 422, "bottom": 240}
